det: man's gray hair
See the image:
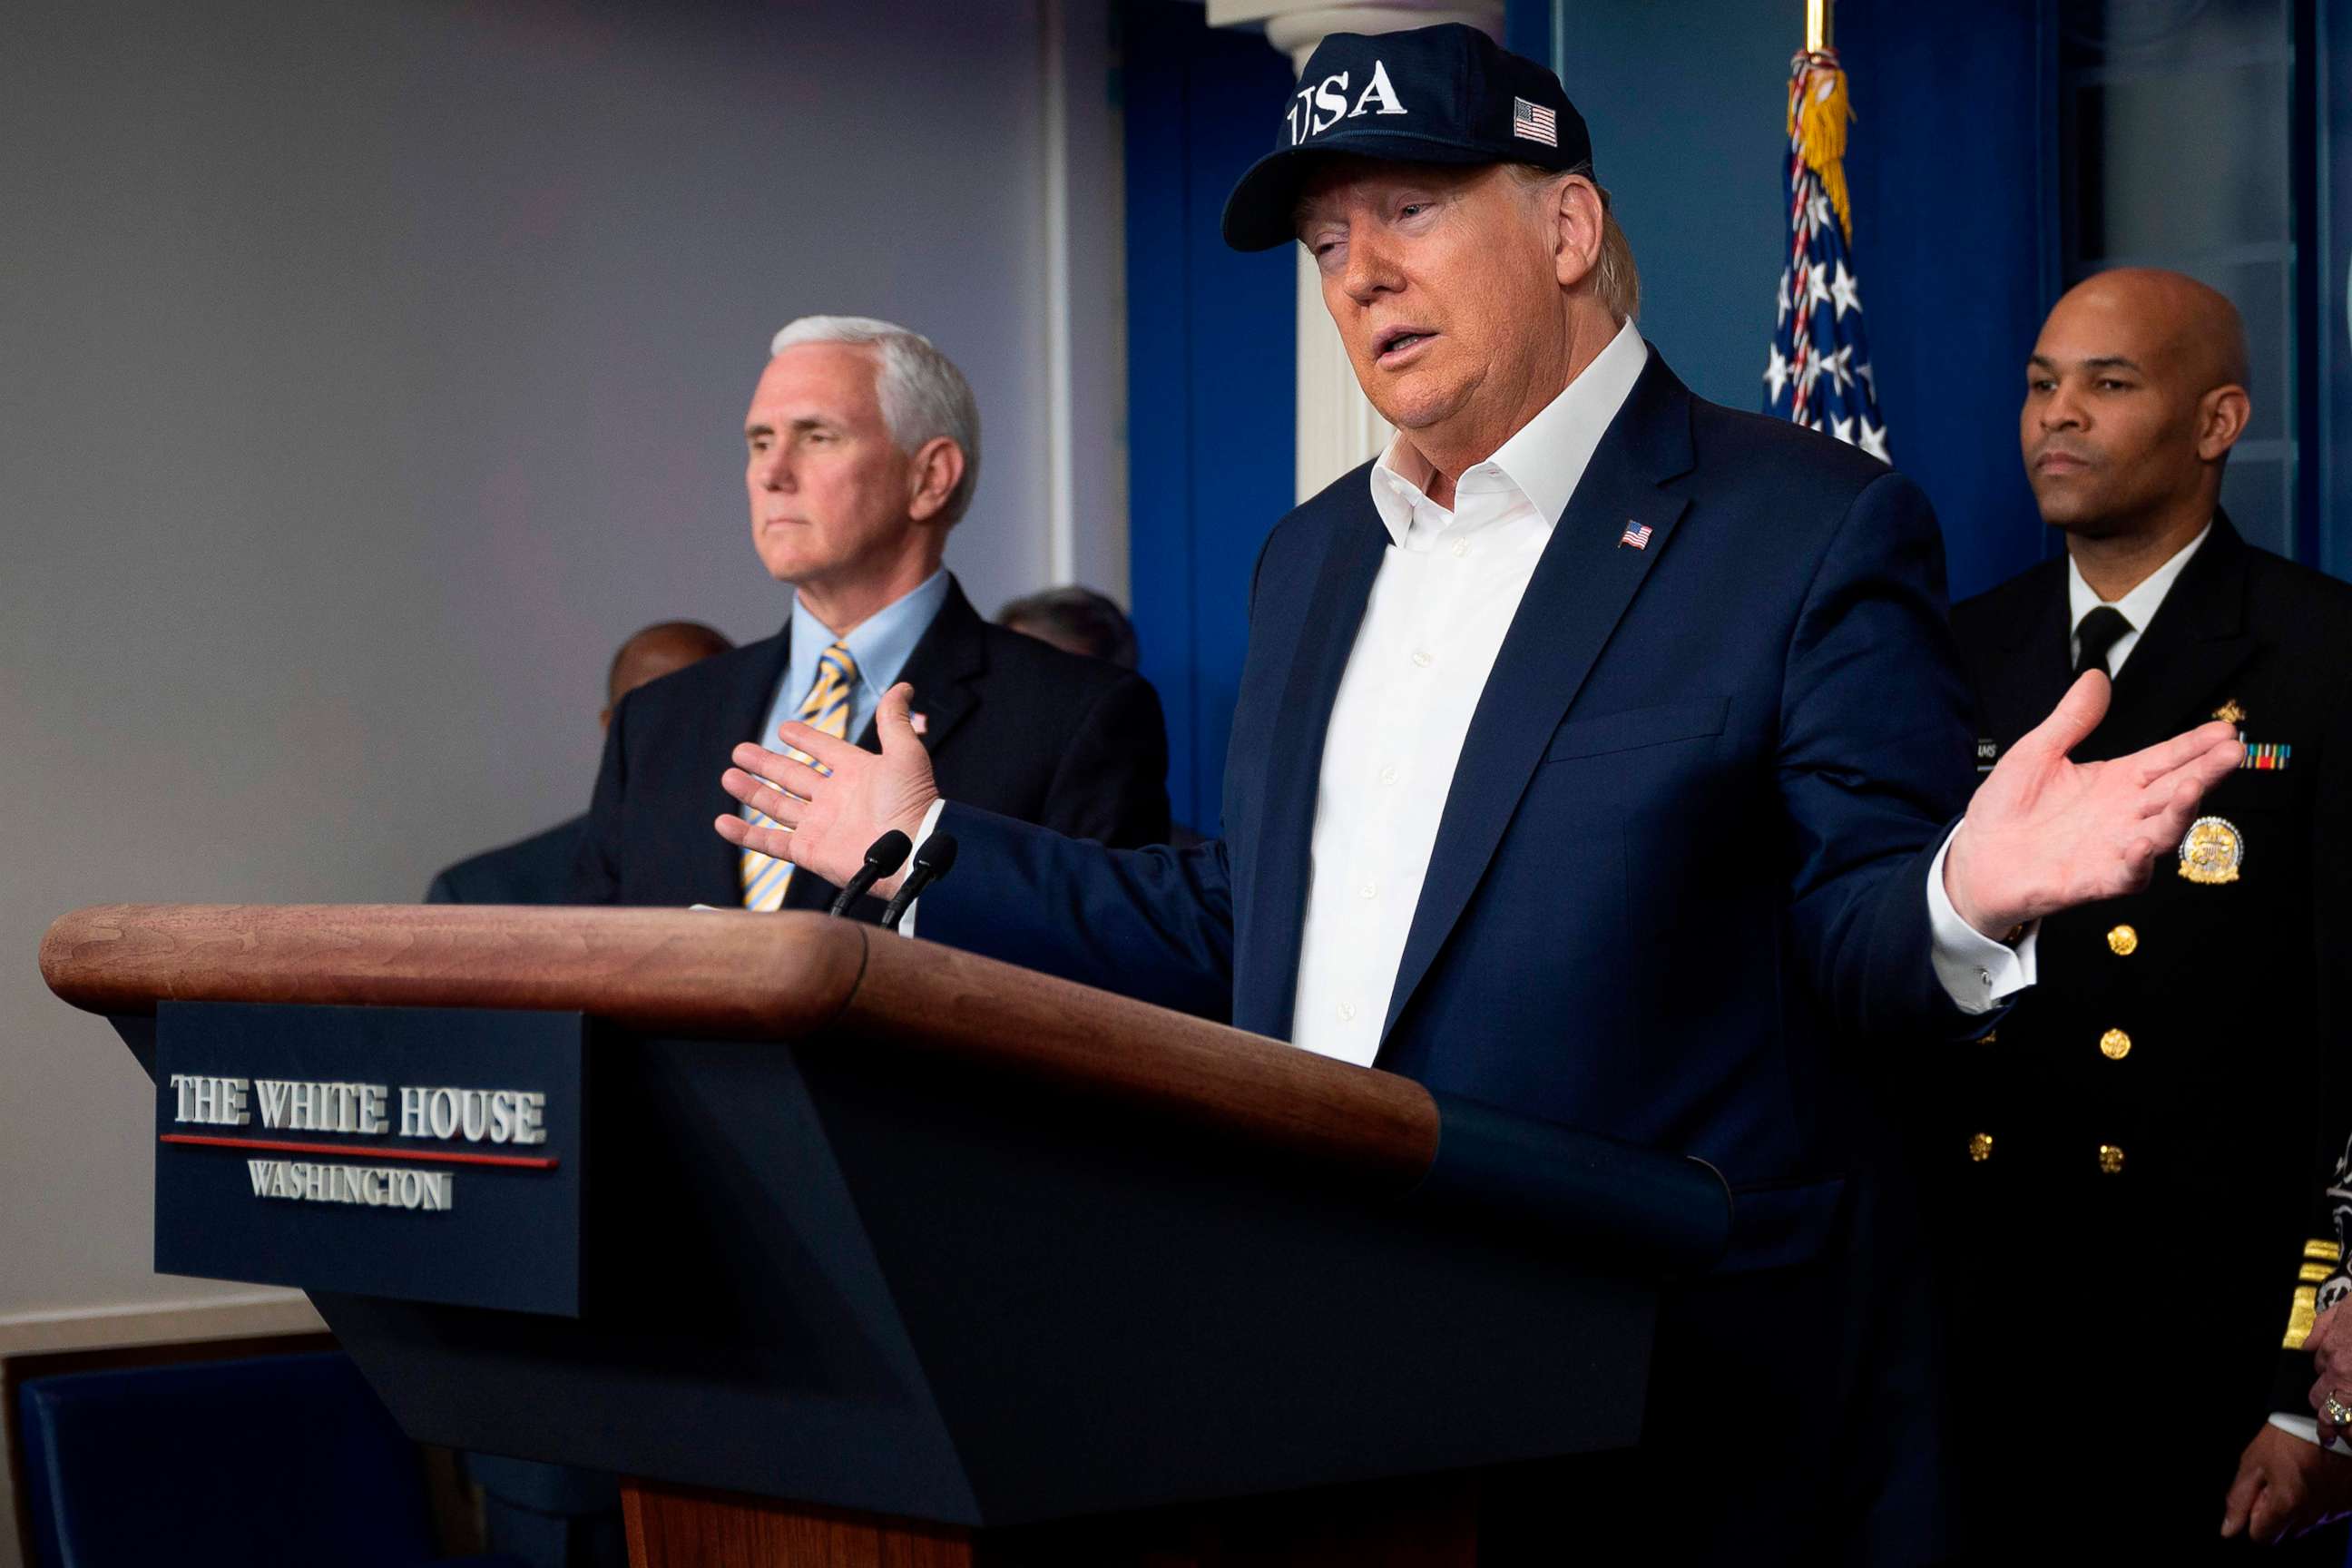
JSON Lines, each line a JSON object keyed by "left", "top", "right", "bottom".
{"left": 769, "top": 315, "right": 982, "bottom": 524}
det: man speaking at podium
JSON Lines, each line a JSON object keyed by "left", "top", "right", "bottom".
{"left": 718, "top": 26, "right": 2241, "bottom": 1559}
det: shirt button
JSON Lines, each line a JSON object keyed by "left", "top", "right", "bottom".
{"left": 1357, "top": 882, "right": 1377, "bottom": 900}
{"left": 1450, "top": 540, "right": 1469, "bottom": 558}
{"left": 1411, "top": 650, "right": 1434, "bottom": 668}
{"left": 1337, "top": 1002, "right": 1357, "bottom": 1022}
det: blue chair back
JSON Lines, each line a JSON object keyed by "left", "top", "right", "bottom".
{"left": 16, "top": 1351, "right": 444, "bottom": 1568}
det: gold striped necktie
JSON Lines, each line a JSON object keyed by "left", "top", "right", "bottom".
{"left": 740, "top": 642, "right": 858, "bottom": 910}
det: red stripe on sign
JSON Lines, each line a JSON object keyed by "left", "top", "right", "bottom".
{"left": 159, "top": 1132, "right": 558, "bottom": 1171}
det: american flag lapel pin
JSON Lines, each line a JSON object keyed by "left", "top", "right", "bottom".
{"left": 1619, "top": 519, "right": 1652, "bottom": 551}
{"left": 909, "top": 711, "right": 929, "bottom": 737}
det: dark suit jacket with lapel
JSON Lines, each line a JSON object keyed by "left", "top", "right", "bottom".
{"left": 426, "top": 816, "right": 587, "bottom": 906}
{"left": 913, "top": 357, "right": 1984, "bottom": 1556}
{"left": 1933, "top": 514, "right": 2352, "bottom": 1553}
{"left": 570, "top": 578, "right": 1171, "bottom": 909}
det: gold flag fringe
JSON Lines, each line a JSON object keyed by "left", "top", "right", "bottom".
{"left": 1788, "top": 48, "right": 1854, "bottom": 243}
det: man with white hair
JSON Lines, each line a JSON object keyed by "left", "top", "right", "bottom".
{"left": 571, "top": 316, "right": 1171, "bottom": 909}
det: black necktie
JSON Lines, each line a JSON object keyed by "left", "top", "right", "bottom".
{"left": 2074, "top": 605, "right": 2132, "bottom": 676}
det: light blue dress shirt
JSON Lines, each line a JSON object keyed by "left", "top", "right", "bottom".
{"left": 743, "top": 571, "right": 952, "bottom": 830}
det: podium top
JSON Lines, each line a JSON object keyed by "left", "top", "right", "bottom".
{"left": 41, "top": 903, "right": 1437, "bottom": 1183}
{"left": 42, "top": 902, "right": 1730, "bottom": 1269}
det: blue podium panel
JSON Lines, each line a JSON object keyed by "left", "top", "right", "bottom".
{"left": 153, "top": 1001, "right": 584, "bottom": 1317}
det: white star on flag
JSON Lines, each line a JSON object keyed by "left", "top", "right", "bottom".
{"left": 1829, "top": 260, "right": 1862, "bottom": 319}
{"left": 1764, "top": 344, "right": 1791, "bottom": 402}
{"left": 1858, "top": 417, "right": 1890, "bottom": 462}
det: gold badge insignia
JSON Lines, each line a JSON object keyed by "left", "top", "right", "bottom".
{"left": 2177, "top": 816, "right": 2244, "bottom": 885}
{"left": 2213, "top": 699, "right": 2246, "bottom": 725}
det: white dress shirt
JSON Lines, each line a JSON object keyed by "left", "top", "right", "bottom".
{"left": 913, "top": 318, "right": 2027, "bottom": 1044}
{"left": 2065, "top": 521, "right": 2211, "bottom": 677}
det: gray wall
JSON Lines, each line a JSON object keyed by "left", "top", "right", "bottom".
{"left": 0, "top": 0, "right": 1082, "bottom": 1322}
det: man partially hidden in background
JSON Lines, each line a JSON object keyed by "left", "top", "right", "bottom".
{"left": 715, "top": 30, "right": 2244, "bottom": 1559}
{"left": 1931, "top": 269, "right": 2352, "bottom": 1554}
{"left": 998, "top": 585, "right": 1140, "bottom": 669}
{"left": 426, "top": 620, "right": 730, "bottom": 904}
{"left": 572, "top": 316, "right": 1171, "bottom": 912}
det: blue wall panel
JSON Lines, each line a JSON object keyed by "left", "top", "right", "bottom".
{"left": 1122, "top": 2, "right": 1295, "bottom": 831}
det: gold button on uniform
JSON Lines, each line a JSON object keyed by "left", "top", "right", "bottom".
{"left": 2107, "top": 925, "right": 2139, "bottom": 956}
{"left": 2098, "top": 1143, "right": 2126, "bottom": 1175}
{"left": 1967, "top": 1132, "right": 1994, "bottom": 1162}
{"left": 2099, "top": 1027, "right": 2132, "bottom": 1061}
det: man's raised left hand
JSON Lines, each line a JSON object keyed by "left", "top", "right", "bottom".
{"left": 1943, "top": 670, "right": 2241, "bottom": 938}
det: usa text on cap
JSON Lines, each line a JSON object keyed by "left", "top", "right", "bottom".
{"left": 1220, "top": 23, "right": 1593, "bottom": 252}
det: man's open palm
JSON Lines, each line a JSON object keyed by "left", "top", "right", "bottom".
{"left": 1944, "top": 670, "right": 2242, "bottom": 937}
{"left": 714, "top": 681, "right": 942, "bottom": 894}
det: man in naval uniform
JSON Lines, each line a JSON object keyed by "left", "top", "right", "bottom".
{"left": 1935, "top": 268, "right": 2352, "bottom": 1553}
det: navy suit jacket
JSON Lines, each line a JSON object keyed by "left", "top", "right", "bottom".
{"left": 918, "top": 357, "right": 1982, "bottom": 1275}
{"left": 572, "top": 577, "right": 1171, "bottom": 909}
{"left": 425, "top": 816, "right": 586, "bottom": 906}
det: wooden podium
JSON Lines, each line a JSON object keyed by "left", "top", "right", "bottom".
{"left": 39, "top": 904, "right": 1730, "bottom": 1566}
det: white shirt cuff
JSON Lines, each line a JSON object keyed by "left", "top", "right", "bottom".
{"left": 1926, "top": 828, "right": 2038, "bottom": 1015}
{"left": 2269, "top": 1413, "right": 2352, "bottom": 1453}
{"left": 894, "top": 798, "right": 950, "bottom": 939}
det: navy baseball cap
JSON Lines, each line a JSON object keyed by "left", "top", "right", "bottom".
{"left": 1220, "top": 23, "right": 1593, "bottom": 252}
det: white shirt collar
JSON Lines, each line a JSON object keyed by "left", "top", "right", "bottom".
{"left": 2065, "top": 520, "right": 2212, "bottom": 642}
{"left": 1367, "top": 318, "right": 1651, "bottom": 548}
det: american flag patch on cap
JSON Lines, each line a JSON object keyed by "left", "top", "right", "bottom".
{"left": 1514, "top": 97, "right": 1558, "bottom": 147}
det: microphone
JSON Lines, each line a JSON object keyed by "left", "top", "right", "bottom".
{"left": 878, "top": 833, "right": 958, "bottom": 933}
{"left": 828, "top": 830, "right": 913, "bottom": 917}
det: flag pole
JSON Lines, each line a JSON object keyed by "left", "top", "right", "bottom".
{"left": 1807, "top": 0, "right": 1831, "bottom": 52}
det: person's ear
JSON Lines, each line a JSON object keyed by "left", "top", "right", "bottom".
{"left": 2195, "top": 383, "right": 2251, "bottom": 464}
{"left": 906, "top": 436, "right": 965, "bottom": 524}
{"left": 1552, "top": 176, "right": 1606, "bottom": 292}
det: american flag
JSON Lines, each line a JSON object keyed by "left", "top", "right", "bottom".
{"left": 1619, "top": 520, "right": 1652, "bottom": 550}
{"left": 1764, "top": 48, "right": 1887, "bottom": 462}
{"left": 1513, "top": 97, "right": 1558, "bottom": 147}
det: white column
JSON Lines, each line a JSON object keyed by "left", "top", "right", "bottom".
{"left": 1208, "top": 0, "right": 1504, "bottom": 501}
{"left": 1040, "top": 0, "right": 1132, "bottom": 600}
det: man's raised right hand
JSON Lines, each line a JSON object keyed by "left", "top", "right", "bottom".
{"left": 715, "top": 681, "right": 942, "bottom": 895}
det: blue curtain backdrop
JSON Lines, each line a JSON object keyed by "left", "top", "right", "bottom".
{"left": 1122, "top": 1, "right": 1295, "bottom": 833}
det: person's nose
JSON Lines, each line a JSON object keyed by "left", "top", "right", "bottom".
{"left": 2040, "top": 380, "right": 2087, "bottom": 434}
{"left": 1339, "top": 216, "right": 1403, "bottom": 307}
{"left": 752, "top": 444, "right": 791, "bottom": 492}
